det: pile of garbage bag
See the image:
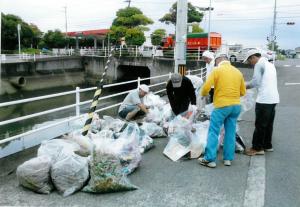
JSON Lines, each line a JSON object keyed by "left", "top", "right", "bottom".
{"left": 82, "top": 140, "right": 138, "bottom": 193}
{"left": 16, "top": 156, "right": 54, "bottom": 194}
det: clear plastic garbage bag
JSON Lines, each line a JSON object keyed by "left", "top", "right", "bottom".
{"left": 140, "top": 122, "right": 166, "bottom": 138}
{"left": 115, "top": 123, "right": 142, "bottom": 175}
{"left": 143, "top": 92, "right": 166, "bottom": 109}
{"left": 17, "top": 156, "right": 54, "bottom": 194}
{"left": 190, "top": 121, "right": 209, "bottom": 158}
{"left": 37, "top": 139, "right": 80, "bottom": 164}
{"left": 63, "top": 131, "right": 94, "bottom": 157}
{"left": 239, "top": 89, "right": 256, "bottom": 120}
{"left": 144, "top": 107, "right": 164, "bottom": 125}
{"left": 82, "top": 139, "right": 138, "bottom": 193}
{"left": 51, "top": 154, "right": 89, "bottom": 197}
{"left": 101, "top": 116, "right": 126, "bottom": 132}
{"left": 138, "top": 128, "right": 154, "bottom": 154}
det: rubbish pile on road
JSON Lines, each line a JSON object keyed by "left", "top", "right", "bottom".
{"left": 16, "top": 86, "right": 256, "bottom": 195}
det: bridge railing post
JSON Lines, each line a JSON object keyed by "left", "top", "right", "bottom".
{"left": 33, "top": 54, "right": 36, "bottom": 62}
{"left": 104, "top": 47, "right": 107, "bottom": 57}
{"left": 136, "top": 46, "right": 138, "bottom": 57}
{"left": 169, "top": 72, "right": 172, "bottom": 79}
{"left": 119, "top": 46, "right": 122, "bottom": 57}
{"left": 188, "top": 70, "right": 191, "bottom": 75}
{"left": 197, "top": 47, "right": 200, "bottom": 61}
{"left": 137, "top": 77, "right": 141, "bottom": 88}
{"left": 75, "top": 87, "right": 80, "bottom": 116}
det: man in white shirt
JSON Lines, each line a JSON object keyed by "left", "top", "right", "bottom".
{"left": 118, "top": 84, "right": 149, "bottom": 121}
{"left": 243, "top": 49, "right": 280, "bottom": 156}
{"left": 202, "top": 51, "right": 215, "bottom": 103}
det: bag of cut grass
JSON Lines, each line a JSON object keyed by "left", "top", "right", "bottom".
{"left": 82, "top": 139, "right": 138, "bottom": 193}
{"left": 16, "top": 156, "right": 54, "bottom": 194}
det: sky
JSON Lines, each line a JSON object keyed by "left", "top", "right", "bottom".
{"left": 1, "top": 0, "right": 300, "bottom": 50}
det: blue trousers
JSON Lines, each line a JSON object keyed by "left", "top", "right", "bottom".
{"left": 204, "top": 105, "right": 241, "bottom": 162}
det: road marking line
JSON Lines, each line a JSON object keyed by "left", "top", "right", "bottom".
{"left": 283, "top": 65, "right": 291, "bottom": 67}
{"left": 285, "top": 82, "right": 300, "bottom": 86}
{"left": 296, "top": 65, "right": 300, "bottom": 68}
{"left": 243, "top": 156, "right": 266, "bottom": 207}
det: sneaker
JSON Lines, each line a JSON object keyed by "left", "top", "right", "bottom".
{"left": 198, "top": 158, "right": 216, "bottom": 168}
{"left": 264, "top": 148, "right": 274, "bottom": 152}
{"left": 224, "top": 160, "right": 231, "bottom": 166}
{"left": 245, "top": 148, "right": 265, "bottom": 156}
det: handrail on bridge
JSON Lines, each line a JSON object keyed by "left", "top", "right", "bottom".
{"left": 0, "top": 68, "right": 206, "bottom": 146}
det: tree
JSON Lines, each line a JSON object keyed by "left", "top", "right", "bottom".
{"left": 1, "top": 13, "right": 40, "bottom": 51}
{"left": 29, "top": 23, "right": 43, "bottom": 48}
{"left": 151, "top": 29, "right": 166, "bottom": 45}
{"left": 191, "top": 23, "right": 204, "bottom": 33}
{"left": 159, "top": 2, "right": 204, "bottom": 25}
{"left": 267, "top": 41, "right": 279, "bottom": 52}
{"left": 41, "top": 29, "right": 66, "bottom": 48}
{"left": 109, "top": 7, "right": 153, "bottom": 46}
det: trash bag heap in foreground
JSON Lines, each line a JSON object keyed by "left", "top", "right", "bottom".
{"left": 16, "top": 84, "right": 256, "bottom": 196}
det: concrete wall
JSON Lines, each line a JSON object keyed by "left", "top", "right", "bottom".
{"left": 1, "top": 56, "right": 84, "bottom": 77}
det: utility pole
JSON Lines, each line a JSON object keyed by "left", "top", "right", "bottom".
{"left": 64, "top": 6, "right": 68, "bottom": 37}
{"left": 271, "top": 0, "right": 277, "bottom": 51}
{"left": 207, "top": 0, "right": 212, "bottom": 51}
{"left": 17, "top": 24, "right": 21, "bottom": 58}
{"left": 0, "top": 11, "right": 2, "bottom": 91}
{"left": 174, "top": 0, "right": 187, "bottom": 74}
{"left": 124, "top": 0, "right": 131, "bottom": 8}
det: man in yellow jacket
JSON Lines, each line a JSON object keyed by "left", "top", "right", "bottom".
{"left": 199, "top": 53, "right": 246, "bottom": 168}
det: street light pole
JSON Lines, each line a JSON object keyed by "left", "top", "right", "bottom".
{"left": 271, "top": 0, "right": 277, "bottom": 51}
{"left": 174, "top": 0, "right": 188, "bottom": 74}
{"left": 207, "top": 0, "right": 212, "bottom": 51}
{"left": 17, "top": 24, "right": 21, "bottom": 58}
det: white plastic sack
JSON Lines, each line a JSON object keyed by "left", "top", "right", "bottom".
{"left": 143, "top": 92, "right": 166, "bottom": 109}
{"left": 140, "top": 122, "right": 166, "bottom": 138}
{"left": 16, "top": 156, "right": 53, "bottom": 194}
{"left": 51, "top": 154, "right": 89, "bottom": 197}
{"left": 91, "top": 129, "right": 114, "bottom": 140}
{"left": 186, "top": 75, "right": 203, "bottom": 91}
{"left": 64, "top": 131, "right": 94, "bottom": 156}
{"left": 37, "top": 139, "right": 79, "bottom": 163}
{"left": 204, "top": 103, "right": 214, "bottom": 117}
{"left": 190, "top": 121, "right": 209, "bottom": 158}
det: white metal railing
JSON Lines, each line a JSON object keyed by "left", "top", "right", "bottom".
{"left": 0, "top": 68, "right": 206, "bottom": 148}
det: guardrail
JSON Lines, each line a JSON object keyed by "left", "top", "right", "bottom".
{"left": 1, "top": 46, "right": 219, "bottom": 62}
{"left": 0, "top": 68, "right": 206, "bottom": 157}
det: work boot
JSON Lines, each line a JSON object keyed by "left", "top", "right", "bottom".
{"left": 224, "top": 160, "right": 231, "bottom": 166}
{"left": 245, "top": 148, "right": 265, "bottom": 156}
{"left": 198, "top": 157, "right": 216, "bottom": 168}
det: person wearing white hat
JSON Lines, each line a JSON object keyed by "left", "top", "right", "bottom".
{"left": 199, "top": 53, "right": 246, "bottom": 168}
{"left": 202, "top": 51, "right": 215, "bottom": 103}
{"left": 118, "top": 84, "right": 150, "bottom": 121}
{"left": 243, "top": 49, "right": 280, "bottom": 156}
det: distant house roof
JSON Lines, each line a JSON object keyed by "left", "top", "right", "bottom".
{"left": 67, "top": 29, "right": 110, "bottom": 38}
{"left": 295, "top": 47, "right": 300, "bottom": 53}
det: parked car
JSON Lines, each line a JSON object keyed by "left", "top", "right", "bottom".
{"left": 229, "top": 47, "right": 276, "bottom": 63}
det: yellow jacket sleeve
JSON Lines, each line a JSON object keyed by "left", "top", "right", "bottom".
{"left": 240, "top": 76, "right": 246, "bottom": 97}
{"left": 201, "top": 71, "right": 215, "bottom": 96}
